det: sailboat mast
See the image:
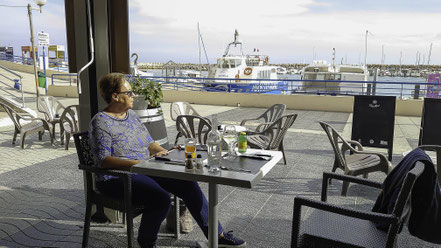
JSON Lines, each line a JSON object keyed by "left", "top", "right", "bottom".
{"left": 427, "top": 43, "right": 433, "bottom": 65}
{"left": 364, "top": 30, "right": 368, "bottom": 67}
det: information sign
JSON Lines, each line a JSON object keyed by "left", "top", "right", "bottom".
{"left": 37, "top": 32, "right": 50, "bottom": 47}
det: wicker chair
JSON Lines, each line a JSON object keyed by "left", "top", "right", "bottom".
{"left": 247, "top": 114, "right": 297, "bottom": 165}
{"left": 73, "top": 132, "right": 179, "bottom": 248}
{"left": 170, "top": 102, "right": 201, "bottom": 145}
{"left": 240, "top": 104, "right": 286, "bottom": 132}
{"left": 175, "top": 115, "right": 212, "bottom": 145}
{"left": 0, "top": 102, "right": 53, "bottom": 149}
{"left": 320, "top": 121, "right": 392, "bottom": 196}
{"left": 418, "top": 145, "right": 441, "bottom": 184}
{"left": 291, "top": 162, "right": 425, "bottom": 248}
{"left": 37, "top": 96, "right": 65, "bottom": 139}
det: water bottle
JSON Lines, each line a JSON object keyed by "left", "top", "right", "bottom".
{"left": 207, "top": 115, "right": 222, "bottom": 173}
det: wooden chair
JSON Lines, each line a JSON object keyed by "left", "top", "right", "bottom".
{"left": 0, "top": 102, "right": 53, "bottom": 149}
{"left": 240, "top": 104, "right": 286, "bottom": 132}
{"left": 59, "top": 105, "right": 80, "bottom": 150}
{"left": 37, "top": 96, "right": 65, "bottom": 139}
{"left": 291, "top": 162, "right": 425, "bottom": 248}
{"left": 247, "top": 114, "right": 297, "bottom": 165}
{"left": 320, "top": 121, "right": 392, "bottom": 196}
{"left": 170, "top": 102, "right": 201, "bottom": 145}
{"left": 73, "top": 132, "right": 179, "bottom": 248}
{"left": 175, "top": 115, "right": 212, "bottom": 145}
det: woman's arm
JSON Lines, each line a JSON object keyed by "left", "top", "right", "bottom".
{"left": 148, "top": 142, "right": 169, "bottom": 157}
{"left": 100, "top": 156, "right": 142, "bottom": 171}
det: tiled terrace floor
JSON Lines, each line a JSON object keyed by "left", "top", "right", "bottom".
{"left": 0, "top": 102, "right": 437, "bottom": 247}
{"left": 0, "top": 69, "right": 436, "bottom": 247}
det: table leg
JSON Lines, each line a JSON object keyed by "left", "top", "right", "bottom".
{"left": 208, "top": 182, "right": 218, "bottom": 248}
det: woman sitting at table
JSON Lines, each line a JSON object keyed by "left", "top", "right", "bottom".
{"left": 88, "top": 73, "right": 246, "bottom": 248}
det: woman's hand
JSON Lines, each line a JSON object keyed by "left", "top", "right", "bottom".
{"left": 152, "top": 149, "right": 169, "bottom": 157}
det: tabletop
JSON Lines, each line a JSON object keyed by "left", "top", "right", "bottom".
{"left": 131, "top": 148, "right": 283, "bottom": 188}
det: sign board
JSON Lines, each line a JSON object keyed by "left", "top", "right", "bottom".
{"left": 37, "top": 32, "right": 50, "bottom": 47}
{"left": 426, "top": 74, "right": 441, "bottom": 98}
{"left": 351, "top": 95, "right": 396, "bottom": 161}
{"left": 419, "top": 98, "right": 441, "bottom": 146}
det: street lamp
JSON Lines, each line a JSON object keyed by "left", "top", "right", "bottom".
{"left": 27, "top": 0, "right": 46, "bottom": 100}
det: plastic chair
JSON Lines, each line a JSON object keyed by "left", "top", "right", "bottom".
{"left": 240, "top": 104, "right": 286, "bottom": 132}
{"left": 175, "top": 115, "right": 212, "bottom": 145}
{"left": 73, "top": 132, "right": 180, "bottom": 248}
{"left": 320, "top": 121, "right": 392, "bottom": 196}
{"left": 59, "top": 105, "right": 80, "bottom": 150}
{"left": 37, "top": 96, "right": 66, "bottom": 139}
{"left": 0, "top": 102, "right": 53, "bottom": 149}
{"left": 291, "top": 162, "right": 425, "bottom": 248}
{"left": 170, "top": 102, "right": 201, "bottom": 145}
{"left": 247, "top": 114, "right": 297, "bottom": 165}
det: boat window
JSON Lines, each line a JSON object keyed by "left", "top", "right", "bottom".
{"left": 222, "top": 60, "right": 230, "bottom": 69}
{"left": 235, "top": 59, "right": 242, "bottom": 67}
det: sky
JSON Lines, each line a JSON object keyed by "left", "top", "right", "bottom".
{"left": 1, "top": 0, "right": 440, "bottom": 65}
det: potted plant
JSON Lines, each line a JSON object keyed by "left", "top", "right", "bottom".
{"left": 131, "top": 76, "right": 163, "bottom": 110}
{"left": 130, "top": 76, "right": 169, "bottom": 148}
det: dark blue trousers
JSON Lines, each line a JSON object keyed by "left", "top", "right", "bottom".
{"left": 96, "top": 174, "right": 223, "bottom": 246}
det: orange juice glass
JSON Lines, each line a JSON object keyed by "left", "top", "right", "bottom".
{"left": 185, "top": 138, "right": 196, "bottom": 159}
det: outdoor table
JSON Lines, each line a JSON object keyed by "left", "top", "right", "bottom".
{"left": 131, "top": 148, "right": 283, "bottom": 248}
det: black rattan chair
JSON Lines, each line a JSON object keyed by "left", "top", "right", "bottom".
{"left": 291, "top": 162, "right": 425, "bottom": 248}
{"left": 74, "top": 132, "right": 179, "bottom": 248}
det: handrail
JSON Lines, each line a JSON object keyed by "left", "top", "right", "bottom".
{"left": 0, "top": 64, "right": 23, "bottom": 79}
{"left": 126, "top": 74, "right": 437, "bottom": 99}
{"left": 0, "top": 64, "right": 25, "bottom": 107}
{"left": 51, "top": 73, "right": 78, "bottom": 86}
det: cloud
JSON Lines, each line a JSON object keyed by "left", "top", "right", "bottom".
{"left": 128, "top": 0, "right": 441, "bottom": 64}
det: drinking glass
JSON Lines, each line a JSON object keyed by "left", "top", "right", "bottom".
{"left": 223, "top": 125, "right": 237, "bottom": 160}
{"left": 185, "top": 138, "right": 196, "bottom": 159}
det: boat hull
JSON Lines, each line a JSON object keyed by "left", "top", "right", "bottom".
{"left": 204, "top": 81, "right": 288, "bottom": 94}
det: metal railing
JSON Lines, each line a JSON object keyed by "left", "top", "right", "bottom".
{"left": 0, "top": 64, "right": 25, "bottom": 107}
{"left": 51, "top": 73, "right": 77, "bottom": 86}
{"left": 0, "top": 53, "right": 69, "bottom": 72}
{"left": 127, "top": 75, "right": 436, "bottom": 99}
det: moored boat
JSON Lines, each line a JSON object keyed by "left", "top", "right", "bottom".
{"left": 301, "top": 60, "right": 369, "bottom": 95}
{"left": 205, "top": 30, "right": 287, "bottom": 93}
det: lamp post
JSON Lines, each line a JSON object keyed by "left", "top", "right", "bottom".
{"left": 27, "top": 0, "right": 46, "bottom": 100}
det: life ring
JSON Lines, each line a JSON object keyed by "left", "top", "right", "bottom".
{"left": 235, "top": 74, "right": 240, "bottom": 82}
{"left": 244, "top": 67, "right": 253, "bottom": 75}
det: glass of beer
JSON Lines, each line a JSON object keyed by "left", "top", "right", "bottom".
{"left": 185, "top": 138, "right": 196, "bottom": 159}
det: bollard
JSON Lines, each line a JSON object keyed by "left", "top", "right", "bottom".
{"left": 13, "top": 79, "right": 20, "bottom": 90}
{"left": 414, "top": 85, "right": 420, "bottom": 99}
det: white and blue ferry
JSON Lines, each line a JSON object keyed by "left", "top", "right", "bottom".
{"left": 205, "top": 30, "right": 287, "bottom": 94}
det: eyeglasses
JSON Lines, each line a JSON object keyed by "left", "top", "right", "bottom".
{"left": 118, "top": 91, "right": 135, "bottom": 97}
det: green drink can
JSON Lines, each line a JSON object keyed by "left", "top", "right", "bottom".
{"left": 238, "top": 132, "right": 247, "bottom": 153}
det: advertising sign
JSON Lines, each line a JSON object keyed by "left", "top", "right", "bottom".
{"left": 426, "top": 73, "right": 441, "bottom": 98}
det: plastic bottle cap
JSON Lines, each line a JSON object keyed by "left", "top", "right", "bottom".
{"left": 240, "top": 132, "right": 246, "bottom": 135}
{"left": 197, "top": 154, "right": 202, "bottom": 158}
